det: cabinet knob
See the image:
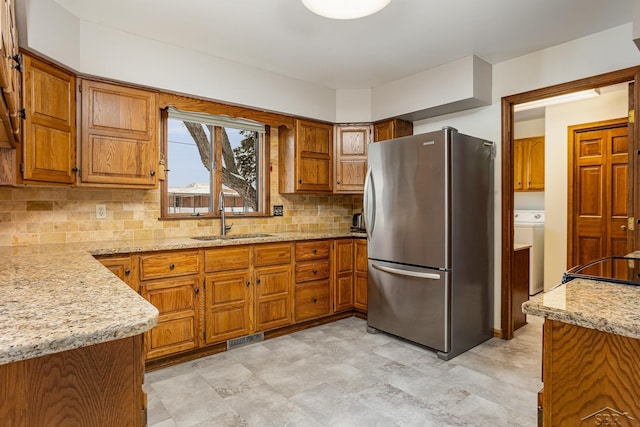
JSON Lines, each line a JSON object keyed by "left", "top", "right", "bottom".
{"left": 71, "top": 167, "right": 79, "bottom": 173}
{"left": 312, "top": 297, "right": 317, "bottom": 303}
{"left": 194, "top": 288, "right": 200, "bottom": 294}
{"left": 312, "top": 269, "right": 318, "bottom": 274}
{"left": 150, "top": 170, "right": 156, "bottom": 176}
{"left": 169, "top": 263, "right": 175, "bottom": 270}
{"left": 246, "top": 281, "right": 251, "bottom": 287}
{"left": 256, "top": 279, "right": 261, "bottom": 284}
{"left": 298, "top": 179, "right": 303, "bottom": 184}
{"left": 313, "top": 249, "right": 317, "bottom": 254}
{"left": 337, "top": 180, "right": 341, "bottom": 185}
{"left": 621, "top": 225, "right": 628, "bottom": 231}
{"left": 124, "top": 269, "right": 130, "bottom": 276}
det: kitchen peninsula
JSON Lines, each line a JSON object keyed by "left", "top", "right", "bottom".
{"left": 0, "top": 231, "right": 366, "bottom": 425}
{"left": 523, "top": 279, "right": 640, "bottom": 426}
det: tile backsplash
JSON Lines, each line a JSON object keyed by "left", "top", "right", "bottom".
{"left": 0, "top": 187, "right": 359, "bottom": 246}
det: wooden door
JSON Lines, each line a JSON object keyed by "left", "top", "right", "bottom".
{"left": 334, "top": 125, "right": 370, "bottom": 193}
{"left": 22, "top": 54, "right": 76, "bottom": 184}
{"left": 140, "top": 276, "right": 199, "bottom": 359}
{"left": 569, "top": 118, "right": 629, "bottom": 277}
{"left": 80, "top": 79, "right": 158, "bottom": 187}
{"left": 204, "top": 270, "right": 252, "bottom": 343}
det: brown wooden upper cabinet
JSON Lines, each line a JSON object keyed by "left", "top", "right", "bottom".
{"left": 334, "top": 124, "right": 371, "bottom": 194}
{"left": 21, "top": 54, "right": 76, "bottom": 185}
{"left": 373, "top": 118, "right": 413, "bottom": 142}
{"left": 80, "top": 79, "right": 159, "bottom": 188}
{"left": 279, "top": 118, "right": 333, "bottom": 193}
{"left": 514, "top": 136, "right": 544, "bottom": 192}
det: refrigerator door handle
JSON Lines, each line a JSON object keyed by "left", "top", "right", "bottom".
{"left": 363, "top": 166, "right": 375, "bottom": 239}
{"left": 372, "top": 263, "right": 441, "bottom": 280}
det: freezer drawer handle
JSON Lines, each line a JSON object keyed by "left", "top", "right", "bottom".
{"left": 372, "top": 263, "right": 441, "bottom": 280}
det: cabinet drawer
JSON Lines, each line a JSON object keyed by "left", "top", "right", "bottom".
{"left": 204, "top": 246, "right": 250, "bottom": 273}
{"left": 254, "top": 243, "right": 292, "bottom": 267}
{"left": 295, "top": 280, "right": 330, "bottom": 322}
{"left": 295, "top": 259, "right": 330, "bottom": 283}
{"left": 295, "top": 240, "right": 330, "bottom": 261}
{"left": 139, "top": 250, "right": 199, "bottom": 280}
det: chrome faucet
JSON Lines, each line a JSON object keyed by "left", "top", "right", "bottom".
{"left": 218, "top": 191, "right": 232, "bottom": 235}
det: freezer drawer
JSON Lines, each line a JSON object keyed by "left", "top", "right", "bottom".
{"left": 367, "top": 260, "right": 449, "bottom": 352}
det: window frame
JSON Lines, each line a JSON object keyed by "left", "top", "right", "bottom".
{"left": 160, "top": 108, "right": 271, "bottom": 219}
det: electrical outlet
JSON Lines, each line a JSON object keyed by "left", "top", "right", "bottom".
{"left": 273, "top": 205, "right": 284, "bottom": 216}
{"left": 96, "top": 204, "right": 107, "bottom": 219}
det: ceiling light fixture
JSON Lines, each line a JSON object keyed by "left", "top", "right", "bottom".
{"left": 301, "top": 0, "right": 392, "bottom": 20}
{"left": 514, "top": 89, "right": 601, "bottom": 112}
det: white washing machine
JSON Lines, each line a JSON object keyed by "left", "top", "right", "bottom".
{"left": 514, "top": 210, "right": 545, "bottom": 295}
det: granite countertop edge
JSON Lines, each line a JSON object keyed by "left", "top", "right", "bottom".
{"left": 523, "top": 278, "right": 640, "bottom": 340}
{"left": 0, "top": 231, "right": 364, "bottom": 365}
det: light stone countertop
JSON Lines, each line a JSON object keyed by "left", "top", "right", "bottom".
{"left": 522, "top": 278, "right": 640, "bottom": 340}
{"left": 0, "top": 231, "right": 365, "bottom": 365}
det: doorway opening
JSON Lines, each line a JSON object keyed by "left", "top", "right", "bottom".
{"left": 500, "top": 66, "right": 640, "bottom": 339}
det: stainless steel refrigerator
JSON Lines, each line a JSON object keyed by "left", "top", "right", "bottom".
{"left": 364, "top": 127, "right": 494, "bottom": 360}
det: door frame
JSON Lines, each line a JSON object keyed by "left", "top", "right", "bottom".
{"left": 500, "top": 66, "right": 640, "bottom": 340}
{"left": 567, "top": 117, "right": 630, "bottom": 268}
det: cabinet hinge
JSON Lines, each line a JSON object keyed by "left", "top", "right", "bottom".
{"left": 629, "top": 109, "right": 635, "bottom": 124}
{"left": 628, "top": 217, "right": 635, "bottom": 231}
{"left": 18, "top": 109, "right": 25, "bottom": 120}
{"left": 141, "top": 408, "right": 147, "bottom": 427}
{"left": 78, "top": 82, "right": 82, "bottom": 92}
{"left": 19, "top": 162, "right": 23, "bottom": 173}
{"left": 203, "top": 280, "right": 206, "bottom": 289}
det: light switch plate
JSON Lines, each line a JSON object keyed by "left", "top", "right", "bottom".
{"left": 96, "top": 204, "right": 107, "bottom": 219}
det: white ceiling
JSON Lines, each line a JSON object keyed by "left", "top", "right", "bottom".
{"left": 53, "top": 0, "right": 633, "bottom": 90}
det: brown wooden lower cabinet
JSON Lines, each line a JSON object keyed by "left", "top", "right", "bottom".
{"left": 542, "top": 320, "right": 640, "bottom": 426}
{"left": 512, "top": 246, "right": 530, "bottom": 331}
{"left": 123, "top": 238, "right": 367, "bottom": 364}
{"left": 0, "top": 335, "right": 146, "bottom": 427}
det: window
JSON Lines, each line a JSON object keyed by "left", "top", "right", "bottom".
{"left": 162, "top": 107, "right": 269, "bottom": 218}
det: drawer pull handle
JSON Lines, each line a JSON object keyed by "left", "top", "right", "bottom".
{"left": 312, "top": 269, "right": 318, "bottom": 274}
{"left": 313, "top": 249, "right": 317, "bottom": 254}
{"left": 312, "top": 297, "right": 317, "bottom": 303}
{"left": 124, "top": 269, "right": 130, "bottom": 276}
{"left": 169, "top": 263, "right": 175, "bottom": 270}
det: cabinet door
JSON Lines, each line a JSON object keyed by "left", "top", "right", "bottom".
{"left": 333, "top": 239, "right": 354, "bottom": 312}
{"left": 373, "top": 118, "right": 413, "bottom": 142}
{"left": 334, "top": 125, "right": 371, "bottom": 193}
{"left": 255, "top": 264, "right": 293, "bottom": 331}
{"left": 354, "top": 239, "right": 368, "bottom": 311}
{"left": 22, "top": 54, "right": 76, "bottom": 184}
{"left": 296, "top": 119, "right": 333, "bottom": 192}
{"left": 141, "top": 276, "right": 199, "bottom": 359}
{"left": 80, "top": 80, "right": 158, "bottom": 187}
{"left": 97, "top": 255, "right": 137, "bottom": 292}
{"left": 525, "top": 137, "right": 545, "bottom": 191}
{"left": 204, "top": 270, "right": 252, "bottom": 344}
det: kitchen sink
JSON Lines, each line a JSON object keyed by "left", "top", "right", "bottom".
{"left": 192, "top": 233, "right": 272, "bottom": 241}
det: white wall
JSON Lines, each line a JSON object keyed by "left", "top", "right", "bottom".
{"left": 544, "top": 89, "right": 628, "bottom": 290}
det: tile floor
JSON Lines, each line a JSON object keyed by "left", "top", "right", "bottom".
{"left": 145, "top": 315, "right": 543, "bottom": 427}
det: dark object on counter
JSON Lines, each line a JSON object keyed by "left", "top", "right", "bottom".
{"left": 351, "top": 212, "right": 366, "bottom": 232}
{"left": 562, "top": 256, "right": 640, "bottom": 286}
